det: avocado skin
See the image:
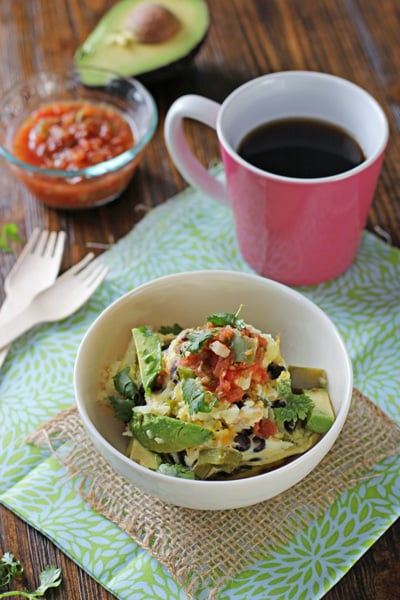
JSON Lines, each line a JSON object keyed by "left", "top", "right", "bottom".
{"left": 74, "top": 0, "right": 210, "bottom": 83}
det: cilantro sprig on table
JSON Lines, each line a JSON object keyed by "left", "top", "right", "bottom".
{"left": 0, "top": 553, "right": 23, "bottom": 587}
{"left": 0, "top": 224, "right": 24, "bottom": 252}
{"left": 0, "top": 552, "right": 62, "bottom": 599}
{"left": 272, "top": 380, "right": 314, "bottom": 424}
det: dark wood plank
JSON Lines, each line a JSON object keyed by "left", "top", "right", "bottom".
{"left": 0, "top": 1, "right": 399, "bottom": 599}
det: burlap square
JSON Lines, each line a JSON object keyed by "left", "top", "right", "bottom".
{"left": 29, "top": 390, "right": 400, "bottom": 599}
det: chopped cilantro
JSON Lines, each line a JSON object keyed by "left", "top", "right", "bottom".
{"left": 186, "top": 330, "right": 213, "bottom": 353}
{"left": 109, "top": 395, "right": 136, "bottom": 422}
{"left": 110, "top": 367, "right": 141, "bottom": 422}
{"left": 207, "top": 305, "right": 245, "bottom": 330}
{"left": 157, "top": 463, "right": 196, "bottom": 479}
{"left": 182, "top": 379, "right": 217, "bottom": 414}
{"left": 272, "top": 380, "right": 314, "bottom": 424}
{"left": 113, "top": 367, "right": 138, "bottom": 399}
{"left": 159, "top": 323, "right": 183, "bottom": 335}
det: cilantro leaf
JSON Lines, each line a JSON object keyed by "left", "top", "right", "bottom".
{"left": 185, "top": 330, "right": 213, "bottom": 353}
{"left": 182, "top": 379, "right": 217, "bottom": 415}
{"left": 113, "top": 367, "right": 138, "bottom": 400}
{"left": 0, "top": 553, "right": 61, "bottom": 599}
{"left": 109, "top": 396, "right": 136, "bottom": 422}
{"left": 207, "top": 305, "right": 245, "bottom": 330}
{"left": 157, "top": 463, "right": 196, "bottom": 479}
{"left": 110, "top": 368, "right": 140, "bottom": 422}
{"left": 0, "top": 552, "right": 23, "bottom": 587}
{"left": 159, "top": 323, "right": 183, "bottom": 335}
{"left": 34, "top": 566, "right": 62, "bottom": 595}
{"left": 0, "top": 223, "right": 24, "bottom": 253}
{"left": 272, "top": 380, "right": 314, "bottom": 424}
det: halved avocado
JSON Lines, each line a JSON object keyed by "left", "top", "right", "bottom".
{"left": 74, "top": 0, "right": 210, "bottom": 83}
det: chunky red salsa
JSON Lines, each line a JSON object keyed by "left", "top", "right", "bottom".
{"left": 13, "top": 100, "right": 134, "bottom": 171}
{"left": 11, "top": 100, "right": 138, "bottom": 209}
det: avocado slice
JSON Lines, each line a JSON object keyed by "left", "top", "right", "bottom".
{"left": 132, "top": 326, "right": 162, "bottom": 394}
{"left": 74, "top": 0, "right": 210, "bottom": 83}
{"left": 130, "top": 412, "right": 212, "bottom": 452}
{"left": 305, "top": 388, "right": 335, "bottom": 433}
{"left": 194, "top": 447, "right": 242, "bottom": 479}
{"left": 288, "top": 365, "right": 328, "bottom": 390}
{"left": 127, "top": 437, "right": 162, "bottom": 469}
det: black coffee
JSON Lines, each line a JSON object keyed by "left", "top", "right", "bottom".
{"left": 237, "top": 117, "right": 365, "bottom": 178}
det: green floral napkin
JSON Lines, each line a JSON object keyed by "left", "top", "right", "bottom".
{"left": 0, "top": 173, "right": 399, "bottom": 600}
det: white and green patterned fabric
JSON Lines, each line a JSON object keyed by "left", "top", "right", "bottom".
{"left": 1, "top": 171, "right": 399, "bottom": 599}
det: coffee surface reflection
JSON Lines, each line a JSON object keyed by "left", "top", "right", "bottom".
{"left": 237, "top": 117, "right": 366, "bottom": 178}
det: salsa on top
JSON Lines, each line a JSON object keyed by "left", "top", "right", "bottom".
{"left": 13, "top": 100, "right": 134, "bottom": 171}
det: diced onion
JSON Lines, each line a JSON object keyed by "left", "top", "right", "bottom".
{"left": 209, "top": 340, "right": 230, "bottom": 358}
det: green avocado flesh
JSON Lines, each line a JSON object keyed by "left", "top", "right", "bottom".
{"left": 304, "top": 388, "right": 335, "bottom": 433}
{"left": 130, "top": 412, "right": 212, "bottom": 453}
{"left": 131, "top": 326, "right": 162, "bottom": 394}
{"left": 74, "top": 0, "right": 209, "bottom": 82}
{"left": 127, "top": 437, "right": 162, "bottom": 469}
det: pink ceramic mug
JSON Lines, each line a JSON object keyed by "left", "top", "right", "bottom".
{"left": 164, "top": 71, "right": 388, "bottom": 285}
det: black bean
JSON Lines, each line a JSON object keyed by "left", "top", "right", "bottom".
{"left": 285, "top": 420, "right": 296, "bottom": 432}
{"left": 272, "top": 399, "right": 286, "bottom": 408}
{"left": 252, "top": 436, "right": 266, "bottom": 452}
{"left": 169, "top": 361, "right": 178, "bottom": 382}
{"left": 177, "top": 450, "right": 187, "bottom": 465}
{"left": 234, "top": 432, "right": 251, "bottom": 452}
{"left": 136, "top": 388, "right": 146, "bottom": 406}
{"left": 267, "top": 362, "right": 286, "bottom": 379}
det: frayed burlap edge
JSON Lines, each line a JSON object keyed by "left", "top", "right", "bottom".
{"left": 28, "top": 390, "right": 400, "bottom": 599}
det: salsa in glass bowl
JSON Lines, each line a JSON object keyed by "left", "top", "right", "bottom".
{"left": 0, "top": 66, "right": 158, "bottom": 209}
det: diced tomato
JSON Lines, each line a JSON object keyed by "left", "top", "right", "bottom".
{"left": 249, "top": 362, "right": 269, "bottom": 384}
{"left": 213, "top": 355, "right": 231, "bottom": 378}
{"left": 253, "top": 418, "right": 279, "bottom": 438}
{"left": 179, "top": 327, "right": 270, "bottom": 404}
{"left": 13, "top": 100, "right": 134, "bottom": 171}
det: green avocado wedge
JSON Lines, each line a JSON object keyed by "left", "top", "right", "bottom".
{"left": 132, "top": 326, "right": 162, "bottom": 394}
{"left": 130, "top": 412, "right": 212, "bottom": 453}
{"left": 304, "top": 388, "right": 335, "bottom": 434}
{"left": 74, "top": 0, "right": 210, "bottom": 83}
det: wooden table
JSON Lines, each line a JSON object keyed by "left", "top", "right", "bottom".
{"left": 0, "top": 1, "right": 399, "bottom": 598}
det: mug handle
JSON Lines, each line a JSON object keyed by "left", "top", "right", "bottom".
{"left": 164, "top": 95, "right": 230, "bottom": 205}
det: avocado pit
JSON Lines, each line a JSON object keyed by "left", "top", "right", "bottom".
{"left": 126, "top": 2, "right": 180, "bottom": 44}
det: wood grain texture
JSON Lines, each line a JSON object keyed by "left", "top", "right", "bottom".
{"left": 0, "top": 1, "right": 399, "bottom": 599}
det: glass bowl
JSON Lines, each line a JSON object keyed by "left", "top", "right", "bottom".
{"left": 0, "top": 66, "right": 158, "bottom": 210}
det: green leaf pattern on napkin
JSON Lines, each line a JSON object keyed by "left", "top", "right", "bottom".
{"left": 0, "top": 175, "right": 399, "bottom": 599}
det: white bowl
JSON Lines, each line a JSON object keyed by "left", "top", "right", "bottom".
{"left": 74, "top": 270, "right": 353, "bottom": 510}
